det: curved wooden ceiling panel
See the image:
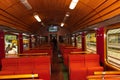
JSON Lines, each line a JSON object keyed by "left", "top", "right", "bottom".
{"left": 0, "top": 0, "right": 119, "bottom": 33}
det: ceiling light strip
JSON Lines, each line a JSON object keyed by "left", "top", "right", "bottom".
{"left": 69, "top": 0, "right": 79, "bottom": 9}
{"left": 34, "top": 15, "right": 41, "bottom": 22}
{"left": 33, "top": 13, "right": 41, "bottom": 22}
{"left": 20, "top": 0, "right": 32, "bottom": 10}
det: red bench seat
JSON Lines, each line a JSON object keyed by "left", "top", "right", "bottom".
{"left": 69, "top": 54, "right": 103, "bottom": 80}
{"left": 0, "top": 56, "right": 51, "bottom": 80}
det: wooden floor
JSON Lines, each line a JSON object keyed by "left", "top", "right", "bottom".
{"left": 51, "top": 49, "right": 68, "bottom": 80}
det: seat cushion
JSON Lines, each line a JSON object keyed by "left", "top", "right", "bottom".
{"left": 87, "top": 67, "right": 104, "bottom": 75}
{"left": 69, "top": 67, "right": 87, "bottom": 80}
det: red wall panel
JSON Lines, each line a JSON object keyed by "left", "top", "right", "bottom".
{"left": 96, "top": 27, "right": 105, "bottom": 64}
{"left": 29, "top": 35, "right": 32, "bottom": 48}
{"left": 0, "top": 30, "right": 5, "bottom": 58}
{"left": 82, "top": 32, "right": 86, "bottom": 51}
{"left": 18, "top": 33, "right": 23, "bottom": 53}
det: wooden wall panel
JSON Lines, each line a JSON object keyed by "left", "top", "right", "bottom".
{"left": 72, "top": 0, "right": 120, "bottom": 32}
{"left": 96, "top": 0, "right": 117, "bottom": 12}
{"left": 0, "top": 0, "right": 19, "bottom": 10}
{"left": 0, "top": 0, "right": 119, "bottom": 33}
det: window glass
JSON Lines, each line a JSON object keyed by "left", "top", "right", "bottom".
{"left": 31, "top": 36, "right": 36, "bottom": 48}
{"left": 86, "top": 33, "right": 96, "bottom": 53}
{"left": 5, "top": 34, "right": 18, "bottom": 55}
{"left": 107, "top": 28, "right": 120, "bottom": 68}
{"left": 71, "top": 36, "right": 75, "bottom": 46}
{"left": 76, "top": 35, "right": 82, "bottom": 48}
{"left": 23, "top": 36, "right": 29, "bottom": 50}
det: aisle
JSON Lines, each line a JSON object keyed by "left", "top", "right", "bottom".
{"left": 51, "top": 50, "right": 68, "bottom": 80}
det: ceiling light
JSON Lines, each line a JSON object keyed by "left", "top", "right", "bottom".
{"left": 41, "top": 22, "right": 45, "bottom": 26}
{"left": 73, "top": 0, "right": 79, "bottom": 2}
{"left": 61, "top": 23, "right": 64, "bottom": 27}
{"left": 69, "top": 0, "right": 79, "bottom": 9}
{"left": 33, "top": 13, "right": 41, "bottom": 22}
{"left": 65, "top": 12, "right": 70, "bottom": 17}
{"left": 66, "top": 14, "right": 69, "bottom": 17}
{"left": 20, "top": 0, "right": 32, "bottom": 10}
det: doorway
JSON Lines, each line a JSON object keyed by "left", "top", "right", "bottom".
{"left": 50, "top": 34, "right": 57, "bottom": 42}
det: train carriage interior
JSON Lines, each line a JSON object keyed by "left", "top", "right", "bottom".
{"left": 0, "top": 0, "right": 120, "bottom": 80}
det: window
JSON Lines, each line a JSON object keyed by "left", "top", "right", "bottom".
{"left": 107, "top": 28, "right": 120, "bottom": 68}
{"left": 23, "top": 36, "right": 30, "bottom": 50}
{"left": 5, "top": 34, "right": 18, "bottom": 55}
{"left": 71, "top": 36, "right": 75, "bottom": 46}
{"left": 86, "top": 33, "right": 96, "bottom": 53}
{"left": 76, "top": 35, "right": 82, "bottom": 48}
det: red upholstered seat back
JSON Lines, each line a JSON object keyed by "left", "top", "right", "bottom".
{"left": 2, "top": 58, "right": 18, "bottom": 67}
{"left": 34, "top": 56, "right": 51, "bottom": 65}
{"left": 69, "top": 54, "right": 85, "bottom": 67}
{"left": 63, "top": 49, "right": 73, "bottom": 53}
{"left": 85, "top": 54, "right": 100, "bottom": 67}
{"left": 1, "top": 58, "right": 18, "bottom": 71}
{"left": 23, "top": 49, "right": 52, "bottom": 55}
{"left": 18, "top": 57, "right": 34, "bottom": 65}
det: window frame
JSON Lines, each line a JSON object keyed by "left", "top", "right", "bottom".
{"left": 106, "top": 28, "right": 120, "bottom": 69}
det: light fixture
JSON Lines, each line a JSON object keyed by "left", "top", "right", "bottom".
{"left": 65, "top": 12, "right": 70, "bottom": 17}
{"left": 61, "top": 23, "right": 64, "bottom": 27}
{"left": 41, "top": 22, "right": 45, "bottom": 26}
{"left": 69, "top": 0, "right": 79, "bottom": 9}
{"left": 20, "top": 0, "right": 32, "bottom": 10}
{"left": 60, "top": 12, "right": 70, "bottom": 27}
{"left": 33, "top": 13, "right": 41, "bottom": 22}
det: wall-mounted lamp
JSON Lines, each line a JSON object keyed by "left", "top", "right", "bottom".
{"left": 33, "top": 12, "right": 41, "bottom": 22}
{"left": 69, "top": 0, "right": 79, "bottom": 9}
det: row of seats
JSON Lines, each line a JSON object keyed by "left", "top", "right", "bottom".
{"left": 23, "top": 48, "right": 52, "bottom": 55}
{"left": 59, "top": 44, "right": 103, "bottom": 80}
{"left": 63, "top": 48, "right": 82, "bottom": 67}
{"left": 0, "top": 44, "right": 53, "bottom": 80}
{"left": 59, "top": 44, "right": 82, "bottom": 67}
{"left": 23, "top": 49, "right": 52, "bottom": 57}
{"left": 22, "top": 46, "right": 53, "bottom": 59}
{"left": 69, "top": 54, "right": 103, "bottom": 80}
{"left": 0, "top": 56, "right": 51, "bottom": 80}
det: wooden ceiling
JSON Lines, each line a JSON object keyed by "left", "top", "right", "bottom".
{"left": 0, "top": 0, "right": 120, "bottom": 33}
